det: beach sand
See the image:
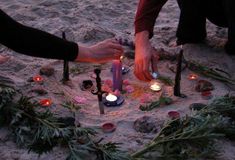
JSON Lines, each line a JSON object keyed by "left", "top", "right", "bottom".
{"left": 0, "top": 0, "right": 235, "bottom": 159}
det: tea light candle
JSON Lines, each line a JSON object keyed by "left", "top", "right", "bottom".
{"left": 40, "top": 99, "right": 52, "bottom": 107}
{"left": 150, "top": 81, "right": 162, "bottom": 92}
{"left": 168, "top": 111, "right": 180, "bottom": 119}
{"left": 106, "top": 93, "right": 118, "bottom": 102}
{"left": 201, "top": 91, "right": 212, "bottom": 100}
{"left": 102, "top": 122, "right": 116, "bottom": 133}
{"left": 188, "top": 73, "right": 198, "bottom": 80}
{"left": 33, "top": 75, "right": 43, "bottom": 83}
{"left": 103, "top": 93, "right": 124, "bottom": 107}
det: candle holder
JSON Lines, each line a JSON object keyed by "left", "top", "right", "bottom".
{"left": 91, "top": 69, "right": 107, "bottom": 114}
{"left": 103, "top": 93, "right": 124, "bottom": 107}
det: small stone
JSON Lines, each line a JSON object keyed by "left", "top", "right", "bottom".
{"left": 195, "top": 80, "right": 214, "bottom": 92}
{"left": 40, "top": 66, "right": 55, "bottom": 77}
{"left": 189, "top": 103, "right": 207, "bottom": 111}
{"left": 133, "top": 116, "right": 160, "bottom": 133}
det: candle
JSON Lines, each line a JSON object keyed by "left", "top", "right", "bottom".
{"left": 188, "top": 73, "right": 198, "bottom": 80}
{"left": 112, "top": 59, "right": 122, "bottom": 91}
{"left": 201, "top": 91, "right": 212, "bottom": 100}
{"left": 150, "top": 81, "right": 162, "bottom": 92}
{"left": 33, "top": 75, "right": 43, "bottom": 83}
{"left": 168, "top": 111, "right": 180, "bottom": 119}
{"left": 40, "top": 99, "right": 52, "bottom": 107}
{"left": 103, "top": 93, "right": 124, "bottom": 107}
{"left": 106, "top": 93, "right": 118, "bottom": 102}
{"left": 102, "top": 122, "right": 116, "bottom": 133}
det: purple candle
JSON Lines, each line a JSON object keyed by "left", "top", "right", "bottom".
{"left": 112, "top": 59, "right": 122, "bottom": 91}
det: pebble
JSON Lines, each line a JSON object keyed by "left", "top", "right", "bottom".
{"left": 195, "top": 80, "right": 214, "bottom": 92}
{"left": 39, "top": 66, "right": 55, "bottom": 77}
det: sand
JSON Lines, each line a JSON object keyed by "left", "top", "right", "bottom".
{"left": 0, "top": 0, "right": 235, "bottom": 159}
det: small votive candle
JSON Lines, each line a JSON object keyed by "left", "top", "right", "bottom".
{"left": 150, "top": 81, "right": 162, "bottom": 92}
{"left": 168, "top": 111, "right": 180, "bottom": 119}
{"left": 40, "top": 99, "right": 52, "bottom": 107}
{"left": 106, "top": 93, "right": 118, "bottom": 102}
{"left": 33, "top": 75, "right": 43, "bottom": 83}
{"left": 188, "top": 73, "right": 198, "bottom": 80}
{"left": 201, "top": 91, "right": 212, "bottom": 100}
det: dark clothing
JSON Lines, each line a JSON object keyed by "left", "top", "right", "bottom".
{"left": 135, "top": 0, "right": 235, "bottom": 54}
{"left": 0, "top": 9, "right": 78, "bottom": 61}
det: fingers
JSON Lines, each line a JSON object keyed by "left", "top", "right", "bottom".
{"left": 151, "top": 52, "right": 159, "bottom": 73}
{"left": 109, "top": 43, "right": 123, "bottom": 53}
{"left": 134, "top": 59, "right": 152, "bottom": 82}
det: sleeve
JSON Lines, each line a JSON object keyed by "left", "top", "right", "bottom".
{"left": 134, "top": 0, "right": 168, "bottom": 38}
{"left": 0, "top": 9, "right": 78, "bottom": 61}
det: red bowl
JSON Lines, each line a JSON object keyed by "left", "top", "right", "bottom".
{"left": 102, "top": 123, "right": 116, "bottom": 133}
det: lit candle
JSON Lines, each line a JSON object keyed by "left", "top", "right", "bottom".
{"left": 33, "top": 75, "right": 43, "bottom": 83}
{"left": 150, "top": 81, "right": 162, "bottom": 92}
{"left": 40, "top": 99, "right": 52, "bottom": 107}
{"left": 106, "top": 93, "right": 118, "bottom": 102}
{"left": 188, "top": 73, "right": 198, "bottom": 80}
{"left": 112, "top": 59, "right": 122, "bottom": 91}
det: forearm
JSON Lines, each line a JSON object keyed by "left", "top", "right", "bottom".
{"left": 135, "top": 0, "right": 167, "bottom": 38}
{"left": 0, "top": 9, "right": 78, "bottom": 61}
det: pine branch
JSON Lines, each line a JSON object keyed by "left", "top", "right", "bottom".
{"left": 139, "top": 97, "right": 173, "bottom": 111}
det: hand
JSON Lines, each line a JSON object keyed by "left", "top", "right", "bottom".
{"left": 75, "top": 39, "right": 123, "bottom": 63}
{"left": 134, "top": 31, "right": 159, "bottom": 81}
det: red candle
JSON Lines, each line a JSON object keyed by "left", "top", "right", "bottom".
{"left": 33, "top": 75, "right": 43, "bottom": 83}
{"left": 201, "top": 91, "right": 212, "bottom": 100}
{"left": 188, "top": 73, "right": 198, "bottom": 80}
{"left": 40, "top": 99, "right": 52, "bottom": 107}
{"left": 168, "top": 111, "right": 180, "bottom": 119}
{"left": 112, "top": 59, "right": 122, "bottom": 91}
{"left": 102, "top": 122, "right": 116, "bottom": 133}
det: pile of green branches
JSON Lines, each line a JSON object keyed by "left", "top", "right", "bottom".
{"left": 0, "top": 87, "right": 130, "bottom": 160}
{"left": 132, "top": 95, "right": 235, "bottom": 160}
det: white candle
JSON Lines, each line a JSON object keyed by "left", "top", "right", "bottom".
{"left": 150, "top": 81, "right": 162, "bottom": 92}
{"left": 106, "top": 93, "right": 118, "bottom": 102}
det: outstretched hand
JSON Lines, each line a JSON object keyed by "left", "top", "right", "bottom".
{"left": 75, "top": 38, "right": 123, "bottom": 63}
{"left": 134, "top": 31, "right": 159, "bottom": 82}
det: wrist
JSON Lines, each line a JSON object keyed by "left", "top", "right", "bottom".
{"left": 75, "top": 44, "right": 92, "bottom": 62}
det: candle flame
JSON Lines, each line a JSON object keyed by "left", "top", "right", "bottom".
{"left": 150, "top": 83, "right": 162, "bottom": 91}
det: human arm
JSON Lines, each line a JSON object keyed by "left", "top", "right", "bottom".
{"left": 134, "top": 0, "right": 167, "bottom": 81}
{"left": 0, "top": 9, "right": 123, "bottom": 62}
